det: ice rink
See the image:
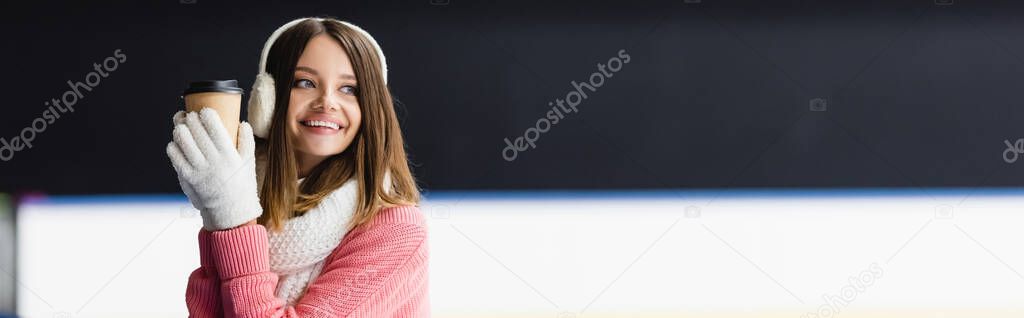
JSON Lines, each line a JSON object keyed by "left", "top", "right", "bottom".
{"left": 14, "top": 189, "right": 1024, "bottom": 317}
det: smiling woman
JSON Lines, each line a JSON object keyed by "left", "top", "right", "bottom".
{"left": 166, "top": 17, "right": 427, "bottom": 317}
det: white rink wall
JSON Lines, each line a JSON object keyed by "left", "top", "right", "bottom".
{"left": 15, "top": 190, "right": 1024, "bottom": 317}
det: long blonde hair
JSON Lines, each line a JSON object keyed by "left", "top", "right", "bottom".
{"left": 255, "top": 18, "right": 419, "bottom": 232}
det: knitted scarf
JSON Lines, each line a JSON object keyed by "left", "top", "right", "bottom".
{"left": 267, "top": 177, "right": 358, "bottom": 306}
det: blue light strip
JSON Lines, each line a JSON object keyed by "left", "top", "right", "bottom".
{"left": 420, "top": 188, "right": 1024, "bottom": 201}
{"left": 17, "top": 187, "right": 1024, "bottom": 205}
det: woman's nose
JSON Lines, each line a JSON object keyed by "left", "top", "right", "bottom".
{"left": 313, "top": 89, "right": 341, "bottom": 112}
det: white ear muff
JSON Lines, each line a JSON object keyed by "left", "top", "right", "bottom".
{"left": 248, "top": 72, "right": 277, "bottom": 138}
{"left": 246, "top": 17, "right": 318, "bottom": 138}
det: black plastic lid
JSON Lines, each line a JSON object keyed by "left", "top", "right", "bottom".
{"left": 183, "top": 80, "right": 244, "bottom": 96}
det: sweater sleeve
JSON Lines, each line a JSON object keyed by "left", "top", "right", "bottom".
{"left": 185, "top": 229, "right": 224, "bottom": 318}
{"left": 209, "top": 206, "right": 430, "bottom": 318}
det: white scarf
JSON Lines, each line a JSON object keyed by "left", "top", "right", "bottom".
{"left": 267, "top": 178, "right": 358, "bottom": 306}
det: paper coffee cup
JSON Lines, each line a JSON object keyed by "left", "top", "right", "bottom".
{"left": 182, "top": 80, "right": 244, "bottom": 146}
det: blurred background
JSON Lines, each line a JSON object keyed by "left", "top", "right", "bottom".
{"left": 2, "top": 0, "right": 1024, "bottom": 317}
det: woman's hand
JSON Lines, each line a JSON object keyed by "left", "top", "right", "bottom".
{"left": 166, "top": 108, "right": 263, "bottom": 231}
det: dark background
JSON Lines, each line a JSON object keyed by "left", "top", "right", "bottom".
{"left": 2, "top": 0, "right": 1024, "bottom": 194}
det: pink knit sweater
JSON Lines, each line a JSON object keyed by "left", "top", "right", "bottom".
{"left": 185, "top": 206, "right": 429, "bottom": 317}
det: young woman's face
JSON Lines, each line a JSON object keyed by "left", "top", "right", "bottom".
{"left": 287, "top": 34, "right": 362, "bottom": 162}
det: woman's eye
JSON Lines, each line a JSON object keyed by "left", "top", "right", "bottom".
{"left": 294, "top": 79, "right": 315, "bottom": 88}
{"left": 340, "top": 85, "right": 357, "bottom": 95}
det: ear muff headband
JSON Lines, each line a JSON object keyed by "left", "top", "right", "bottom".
{"left": 247, "top": 17, "right": 387, "bottom": 138}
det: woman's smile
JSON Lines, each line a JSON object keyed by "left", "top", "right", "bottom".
{"left": 298, "top": 115, "right": 346, "bottom": 135}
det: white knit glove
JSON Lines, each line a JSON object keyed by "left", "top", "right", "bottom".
{"left": 166, "top": 108, "right": 263, "bottom": 231}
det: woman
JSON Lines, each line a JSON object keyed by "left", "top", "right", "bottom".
{"left": 166, "top": 17, "right": 428, "bottom": 317}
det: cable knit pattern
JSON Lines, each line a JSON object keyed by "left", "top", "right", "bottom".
{"left": 268, "top": 178, "right": 358, "bottom": 306}
{"left": 185, "top": 206, "right": 429, "bottom": 317}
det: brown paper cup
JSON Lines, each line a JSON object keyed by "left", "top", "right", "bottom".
{"left": 182, "top": 80, "right": 244, "bottom": 146}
